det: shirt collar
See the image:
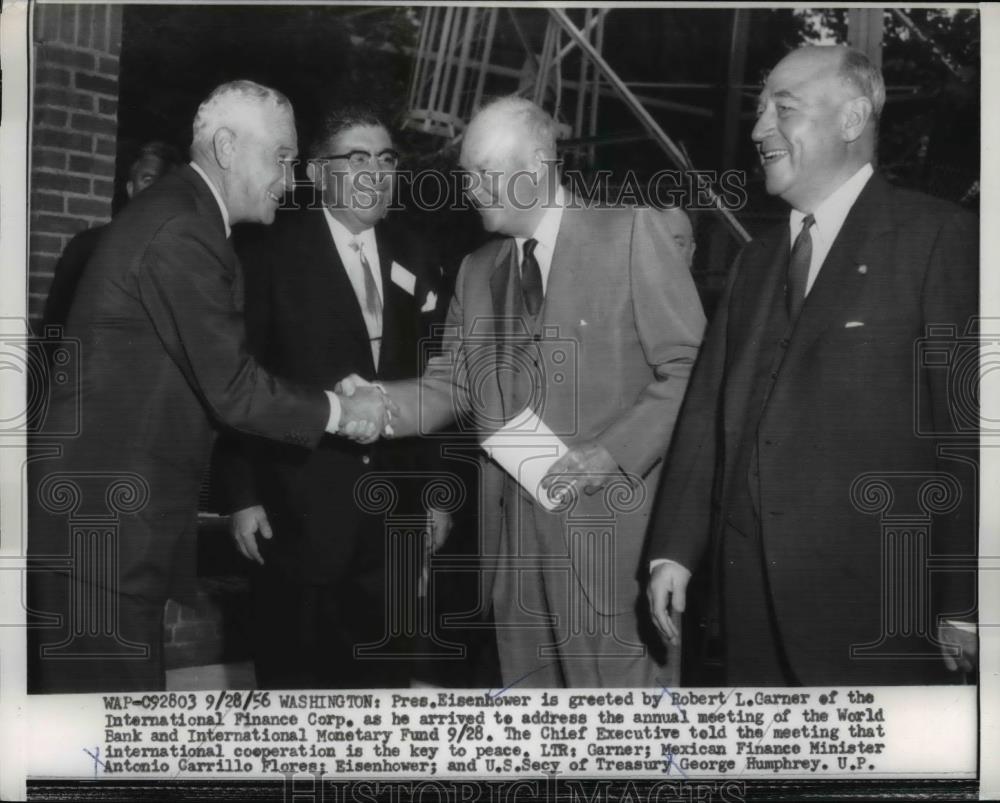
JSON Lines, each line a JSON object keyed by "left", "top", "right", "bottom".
{"left": 189, "top": 161, "right": 231, "bottom": 238}
{"left": 322, "top": 206, "right": 376, "bottom": 252}
{"left": 790, "top": 162, "right": 874, "bottom": 244}
{"left": 517, "top": 184, "right": 566, "bottom": 254}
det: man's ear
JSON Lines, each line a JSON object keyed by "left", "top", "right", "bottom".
{"left": 841, "top": 96, "right": 873, "bottom": 143}
{"left": 213, "top": 127, "right": 237, "bottom": 169}
{"left": 125, "top": 180, "right": 135, "bottom": 200}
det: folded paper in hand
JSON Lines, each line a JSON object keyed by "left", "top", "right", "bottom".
{"left": 482, "top": 408, "right": 569, "bottom": 512}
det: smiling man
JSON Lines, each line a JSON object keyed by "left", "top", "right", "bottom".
{"left": 646, "top": 46, "right": 978, "bottom": 686}
{"left": 27, "top": 82, "right": 391, "bottom": 693}
{"left": 216, "top": 106, "right": 445, "bottom": 688}
{"left": 358, "top": 96, "right": 705, "bottom": 688}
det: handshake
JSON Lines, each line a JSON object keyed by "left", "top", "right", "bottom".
{"left": 334, "top": 374, "right": 398, "bottom": 445}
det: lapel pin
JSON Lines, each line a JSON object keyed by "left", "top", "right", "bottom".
{"left": 857, "top": 264, "right": 868, "bottom": 274}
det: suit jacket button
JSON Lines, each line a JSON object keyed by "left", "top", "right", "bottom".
{"left": 361, "top": 455, "right": 371, "bottom": 465}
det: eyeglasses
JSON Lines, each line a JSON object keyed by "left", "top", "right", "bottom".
{"left": 314, "top": 149, "right": 400, "bottom": 171}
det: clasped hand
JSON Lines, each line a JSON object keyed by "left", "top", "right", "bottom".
{"left": 336, "top": 374, "right": 396, "bottom": 444}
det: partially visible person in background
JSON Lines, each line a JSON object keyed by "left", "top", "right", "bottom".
{"left": 41, "top": 141, "right": 181, "bottom": 330}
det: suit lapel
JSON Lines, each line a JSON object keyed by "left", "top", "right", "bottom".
{"left": 374, "top": 224, "right": 399, "bottom": 375}
{"left": 540, "top": 203, "right": 583, "bottom": 331}
{"left": 722, "top": 229, "right": 788, "bottom": 434}
{"left": 781, "top": 175, "right": 894, "bottom": 368}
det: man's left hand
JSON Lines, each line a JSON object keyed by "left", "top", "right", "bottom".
{"left": 540, "top": 441, "right": 620, "bottom": 500}
{"left": 939, "top": 622, "right": 977, "bottom": 674}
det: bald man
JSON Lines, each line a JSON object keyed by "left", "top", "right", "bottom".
{"left": 27, "top": 80, "right": 390, "bottom": 693}
{"left": 647, "top": 46, "right": 978, "bottom": 686}
{"left": 358, "top": 96, "right": 705, "bottom": 687}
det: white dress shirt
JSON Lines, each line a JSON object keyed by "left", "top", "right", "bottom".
{"left": 322, "top": 208, "right": 385, "bottom": 317}
{"left": 790, "top": 161, "right": 874, "bottom": 295}
{"left": 514, "top": 184, "right": 566, "bottom": 294}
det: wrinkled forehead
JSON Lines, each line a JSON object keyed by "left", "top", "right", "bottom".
{"left": 760, "top": 49, "right": 843, "bottom": 103}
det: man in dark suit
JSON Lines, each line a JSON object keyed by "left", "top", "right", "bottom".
{"left": 350, "top": 97, "right": 705, "bottom": 687}
{"left": 41, "top": 141, "right": 180, "bottom": 330}
{"left": 647, "top": 46, "right": 978, "bottom": 686}
{"left": 219, "top": 107, "right": 446, "bottom": 688}
{"left": 28, "top": 81, "right": 391, "bottom": 693}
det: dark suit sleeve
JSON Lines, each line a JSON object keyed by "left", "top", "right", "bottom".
{"left": 645, "top": 250, "right": 744, "bottom": 572}
{"left": 212, "top": 227, "right": 278, "bottom": 513}
{"left": 136, "top": 212, "right": 330, "bottom": 447}
{"left": 42, "top": 227, "right": 102, "bottom": 330}
{"left": 921, "top": 207, "right": 979, "bottom": 623}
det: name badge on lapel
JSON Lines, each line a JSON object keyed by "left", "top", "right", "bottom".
{"left": 390, "top": 261, "right": 416, "bottom": 295}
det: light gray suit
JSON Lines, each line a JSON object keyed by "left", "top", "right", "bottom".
{"left": 388, "top": 198, "right": 705, "bottom": 687}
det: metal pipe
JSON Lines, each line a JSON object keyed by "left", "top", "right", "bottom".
{"left": 551, "top": 8, "right": 750, "bottom": 243}
{"left": 553, "top": 9, "right": 604, "bottom": 67}
{"left": 361, "top": 31, "right": 711, "bottom": 117}
{"left": 574, "top": 8, "right": 592, "bottom": 138}
{"left": 588, "top": 11, "right": 605, "bottom": 166}
{"left": 436, "top": 6, "right": 464, "bottom": 124}
{"left": 472, "top": 8, "right": 498, "bottom": 113}
{"left": 408, "top": 6, "right": 433, "bottom": 111}
{"left": 424, "top": 5, "right": 454, "bottom": 130}
{"left": 449, "top": 7, "right": 477, "bottom": 118}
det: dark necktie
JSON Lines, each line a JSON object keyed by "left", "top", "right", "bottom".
{"left": 520, "top": 238, "right": 543, "bottom": 316}
{"left": 786, "top": 214, "right": 815, "bottom": 320}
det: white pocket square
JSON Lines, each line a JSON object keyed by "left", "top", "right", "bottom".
{"left": 579, "top": 319, "right": 588, "bottom": 327}
{"left": 390, "top": 261, "right": 416, "bottom": 295}
{"left": 421, "top": 291, "right": 438, "bottom": 313}
{"left": 844, "top": 321, "right": 865, "bottom": 328}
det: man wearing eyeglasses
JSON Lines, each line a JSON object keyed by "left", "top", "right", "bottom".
{"left": 216, "top": 106, "right": 445, "bottom": 688}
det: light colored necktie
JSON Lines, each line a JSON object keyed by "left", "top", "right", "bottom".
{"left": 349, "top": 239, "right": 382, "bottom": 365}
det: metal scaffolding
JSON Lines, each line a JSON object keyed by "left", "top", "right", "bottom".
{"left": 399, "top": 6, "right": 970, "bottom": 246}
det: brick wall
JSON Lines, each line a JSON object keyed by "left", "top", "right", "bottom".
{"left": 30, "top": 4, "right": 122, "bottom": 328}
